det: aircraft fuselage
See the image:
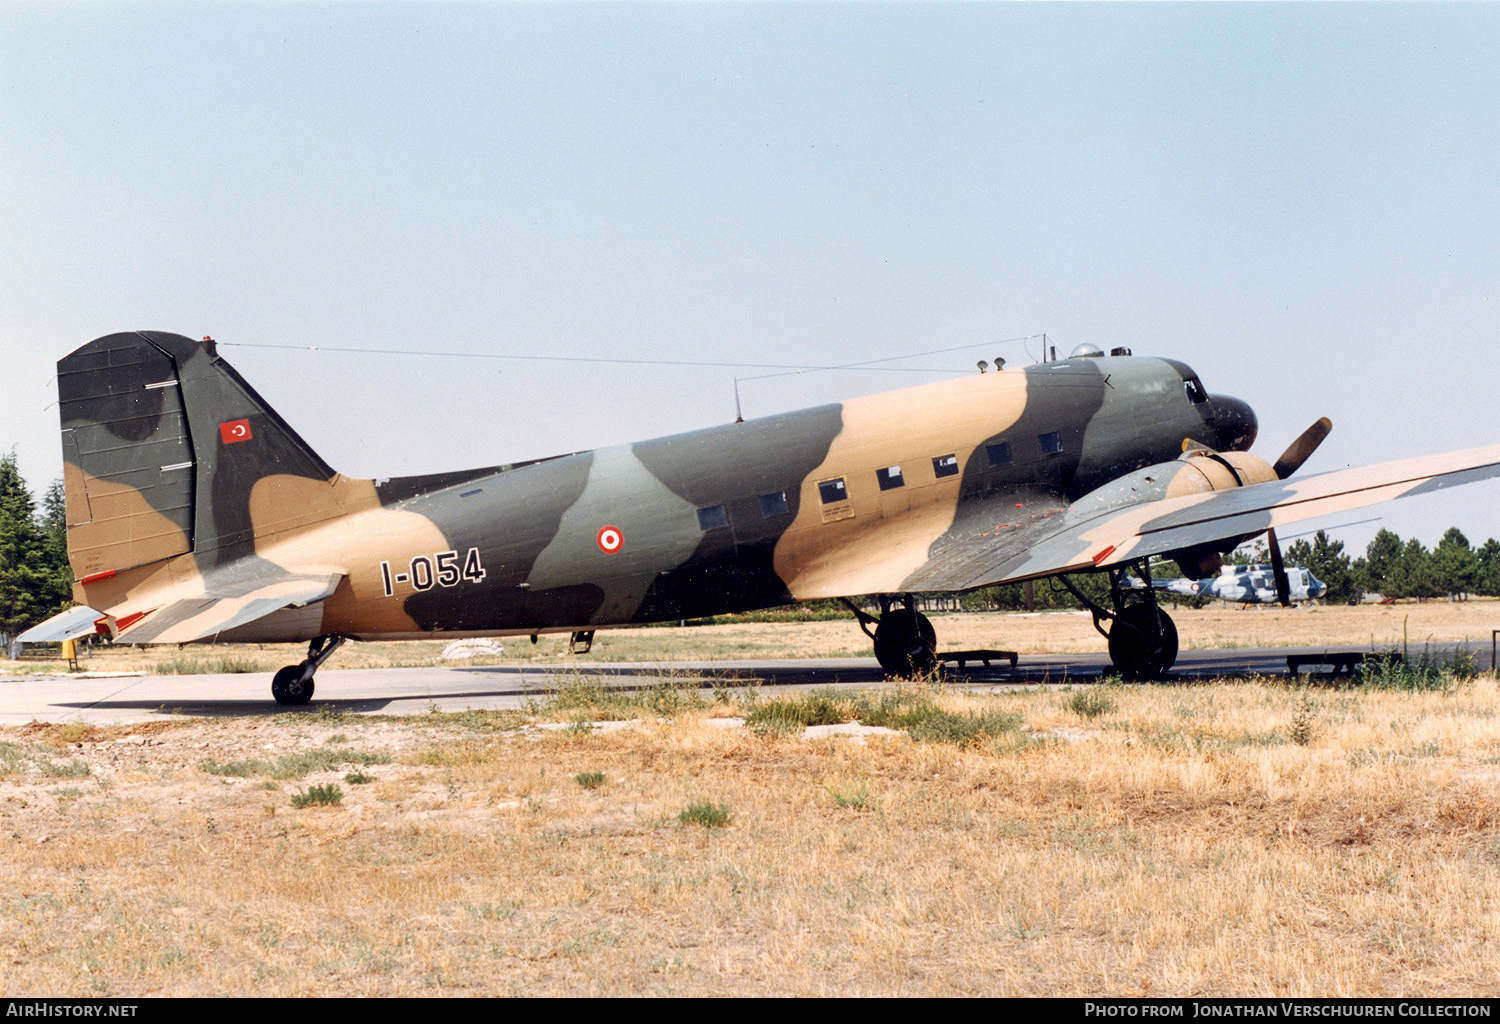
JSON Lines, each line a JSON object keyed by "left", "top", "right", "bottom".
{"left": 249, "top": 355, "right": 1254, "bottom": 640}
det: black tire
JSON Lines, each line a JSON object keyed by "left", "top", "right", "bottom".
{"left": 873, "top": 611, "right": 938, "bottom": 678}
{"left": 271, "top": 664, "right": 315, "bottom": 706}
{"left": 1107, "top": 605, "right": 1178, "bottom": 680}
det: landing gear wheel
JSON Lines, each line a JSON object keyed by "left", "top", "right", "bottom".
{"left": 271, "top": 664, "right": 315, "bottom": 706}
{"left": 1107, "top": 605, "right": 1178, "bottom": 680}
{"left": 874, "top": 611, "right": 938, "bottom": 678}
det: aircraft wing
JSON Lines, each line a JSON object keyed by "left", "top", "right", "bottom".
{"left": 904, "top": 443, "right": 1500, "bottom": 592}
{"left": 113, "top": 572, "right": 344, "bottom": 645}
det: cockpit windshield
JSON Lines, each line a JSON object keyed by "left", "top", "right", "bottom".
{"left": 1184, "top": 376, "right": 1208, "bottom": 405}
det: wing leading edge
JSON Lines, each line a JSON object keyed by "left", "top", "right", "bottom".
{"left": 903, "top": 443, "right": 1500, "bottom": 592}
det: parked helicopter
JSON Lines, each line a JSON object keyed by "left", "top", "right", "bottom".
{"left": 1123, "top": 564, "right": 1327, "bottom": 604}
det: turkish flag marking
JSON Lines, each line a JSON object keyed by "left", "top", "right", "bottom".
{"left": 596, "top": 525, "right": 623, "bottom": 554}
{"left": 220, "top": 419, "right": 253, "bottom": 444}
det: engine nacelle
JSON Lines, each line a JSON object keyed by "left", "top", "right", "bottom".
{"left": 1072, "top": 449, "right": 1278, "bottom": 517}
{"left": 1068, "top": 449, "right": 1280, "bottom": 574}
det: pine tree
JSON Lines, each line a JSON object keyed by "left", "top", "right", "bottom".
{"left": 1475, "top": 539, "right": 1500, "bottom": 597}
{"left": 1388, "top": 537, "right": 1435, "bottom": 601}
{"left": 1363, "top": 529, "right": 1404, "bottom": 598}
{"left": 0, "top": 456, "right": 72, "bottom": 639}
{"left": 1307, "top": 530, "right": 1356, "bottom": 603}
{"left": 1431, "top": 527, "right": 1480, "bottom": 600}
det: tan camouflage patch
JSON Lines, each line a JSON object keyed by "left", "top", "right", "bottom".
{"left": 246, "top": 474, "right": 383, "bottom": 541}
{"left": 65, "top": 467, "right": 192, "bottom": 578}
{"left": 253, "top": 496, "right": 451, "bottom": 636}
{"left": 774, "top": 371, "right": 1031, "bottom": 594}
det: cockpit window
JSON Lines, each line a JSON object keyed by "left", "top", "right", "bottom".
{"left": 1184, "top": 377, "right": 1208, "bottom": 405}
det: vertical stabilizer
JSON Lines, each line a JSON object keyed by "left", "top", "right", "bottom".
{"left": 58, "top": 331, "right": 339, "bottom": 580}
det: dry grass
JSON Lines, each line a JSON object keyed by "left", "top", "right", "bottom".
{"left": 9, "top": 599, "right": 1500, "bottom": 676}
{"left": 2, "top": 674, "right": 1499, "bottom": 996}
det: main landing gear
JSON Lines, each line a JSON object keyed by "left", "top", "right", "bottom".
{"left": 842, "top": 594, "right": 938, "bottom": 677}
{"left": 1058, "top": 562, "right": 1178, "bottom": 680}
{"left": 271, "top": 635, "right": 347, "bottom": 706}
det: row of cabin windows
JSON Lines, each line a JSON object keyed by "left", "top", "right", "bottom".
{"left": 693, "top": 431, "right": 1067, "bottom": 529}
{"left": 695, "top": 489, "right": 792, "bottom": 532}
{"left": 837, "top": 432, "right": 1064, "bottom": 504}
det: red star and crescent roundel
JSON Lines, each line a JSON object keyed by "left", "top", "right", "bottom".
{"left": 219, "top": 418, "right": 253, "bottom": 444}
{"left": 596, "top": 525, "right": 624, "bottom": 554}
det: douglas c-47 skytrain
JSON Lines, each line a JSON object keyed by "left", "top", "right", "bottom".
{"left": 23, "top": 331, "right": 1500, "bottom": 703}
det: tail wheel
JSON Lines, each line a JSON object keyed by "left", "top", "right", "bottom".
{"left": 874, "top": 611, "right": 938, "bottom": 677}
{"left": 272, "top": 665, "right": 315, "bottom": 706}
{"left": 1107, "top": 605, "right": 1178, "bottom": 680}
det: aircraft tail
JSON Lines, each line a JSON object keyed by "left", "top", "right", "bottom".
{"left": 58, "top": 331, "right": 342, "bottom": 583}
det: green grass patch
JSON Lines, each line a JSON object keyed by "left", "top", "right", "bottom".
{"left": 575, "top": 771, "right": 606, "bottom": 789}
{"left": 0, "top": 742, "right": 25, "bottom": 777}
{"left": 544, "top": 670, "right": 710, "bottom": 719}
{"left": 905, "top": 708, "right": 1022, "bottom": 745}
{"left": 823, "top": 777, "right": 871, "bottom": 810}
{"left": 150, "top": 656, "right": 261, "bottom": 675}
{"left": 744, "top": 690, "right": 855, "bottom": 734}
{"left": 344, "top": 771, "right": 377, "bottom": 785}
{"left": 679, "top": 800, "right": 733, "bottom": 828}
{"left": 1067, "top": 687, "right": 1117, "bottom": 719}
{"left": 271, "top": 748, "right": 391, "bottom": 779}
{"left": 290, "top": 783, "right": 344, "bottom": 808}
{"left": 198, "top": 748, "right": 390, "bottom": 780}
{"left": 1358, "top": 646, "right": 1478, "bottom": 693}
{"left": 199, "top": 758, "right": 269, "bottom": 777}
{"left": 38, "top": 758, "right": 91, "bottom": 778}
{"left": 745, "top": 687, "right": 1022, "bottom": 747}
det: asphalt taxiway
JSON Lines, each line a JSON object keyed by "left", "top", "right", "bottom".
{"left": 1, "top": 642, "right": 1488, "bottom": 726}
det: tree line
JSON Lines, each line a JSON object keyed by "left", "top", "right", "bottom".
{"left": 1279, "top": 527, "right": 1500, "bottom": 604}
{"left": 0, "top": 454, "right": 71, "bottom": 643}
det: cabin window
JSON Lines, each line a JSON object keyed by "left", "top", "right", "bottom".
{"left": 932, "top": 454, "right": 959, "bottom": 479}
{"left": 1038, "top": 431, "right": 1063, "bottom": 455}
{"left": 759, "top": 491, "right": 790, "bottom": 518}
{"left": 818, "top": 478, "right": 848, "bottom": 504}
{"left": 876, "top": 466, "right": 905, "bottom": 490}
{"left": 986, "top": 442, "right": 1012, "bottom": 467}
{"left": 1184, "top": 377, "right": 1208, "bottom": 404}
{"left": 697, "top": 505, "right": 729, "bottom": 531}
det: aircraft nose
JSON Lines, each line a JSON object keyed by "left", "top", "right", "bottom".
{"left": 1205, "top": 394, "right": 1258, "bottom": 452}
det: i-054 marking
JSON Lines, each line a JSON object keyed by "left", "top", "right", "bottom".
{"left": 380, "top": 548, "right": 487, "bottom": 596}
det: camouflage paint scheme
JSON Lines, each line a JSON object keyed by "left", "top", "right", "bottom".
{"left": 55, "top": 332, "right": 1500, "bottom": 648}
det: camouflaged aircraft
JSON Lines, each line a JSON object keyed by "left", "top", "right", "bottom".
{"left": 36, "top": 330, "right": 1500, "bottom": 704}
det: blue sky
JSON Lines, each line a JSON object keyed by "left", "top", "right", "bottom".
{"left": 3, "top": 3, "right": 1497, "bottom": 556}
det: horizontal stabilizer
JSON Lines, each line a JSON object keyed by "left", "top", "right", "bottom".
{"left": 115, "top": 573, "right": 343, "bottom": 645}
{"left": 16, "top": 606, "right": 105, "bottom": 644}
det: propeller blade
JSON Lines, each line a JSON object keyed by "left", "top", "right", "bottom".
{"left": 1272, "top": 417, "right": 1333, "bottom": 479}
{"left": 1266, "top": 528, "right": 1292, "bottom": 607}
